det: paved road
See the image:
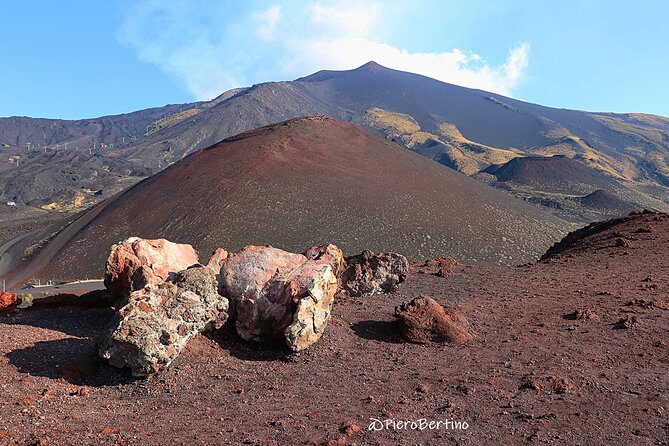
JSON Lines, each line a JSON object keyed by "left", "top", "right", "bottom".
{"left": 14, "top": 280, "right": 105, "bottom": 296}
{"left": 0, "top": 231, "right": 34, "bottom": 280}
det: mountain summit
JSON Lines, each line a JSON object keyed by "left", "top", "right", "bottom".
{"left": 1, "top": 62, "right": 667, "bottom": 221}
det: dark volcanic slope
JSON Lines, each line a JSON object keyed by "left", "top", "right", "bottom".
{"left": 541, "top": 210, "right": 663, "bottom": 259}
{"left": 573, "top": 189, "right": 639, "bottom": 214}
{"left": 8, "top": 117, "right": 570, "bottom": 284}
{"left": 483, "top": 155, "right": 616, "bottom": 194}
{"left": 1, "top": 215, "right": 667, "bottom": 445}
{"left": 99, "top": 62, "right": 669, "bottom": 215}
{"left": 3, "top": 62, "right": 668, "bottom": 216}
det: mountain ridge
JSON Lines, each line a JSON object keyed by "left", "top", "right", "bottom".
{"left": 3, "top": 116, "right": 571, "bottom": 286}
{"left": 1, "top": 61, "right": 667, "bottom": 221}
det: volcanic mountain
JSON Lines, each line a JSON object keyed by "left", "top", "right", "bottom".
{"left": 478, "top": 155, "right": 646, "bottom": 222}
{"left": 572, "top": 189, "right": 639, "bottom": 214}
{"left": 4, "top": 117, "right": 570, "bottom": 285}
{"left": 2, "top": 62, "right": 668, "bottom": 220}
{"left": 483, "top": 155, "right": 615, "bottom": 194}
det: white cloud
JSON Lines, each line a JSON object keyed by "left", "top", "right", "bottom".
{"left": 118, "top": 1, "right": 531, "bottom": 100}
{"left": 310, "top": 2, "right": 381, "bottom": 36}
{"left": 253, "top": 5, "right": 282, "bottom": 41}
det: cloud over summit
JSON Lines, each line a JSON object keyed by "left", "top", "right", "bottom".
{"left": 118, "top": 1, "right": 530, "bottom": 100}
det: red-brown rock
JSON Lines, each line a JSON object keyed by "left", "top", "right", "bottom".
{"left": 104, "top": 237, "right": 200, "bottom": 306}
{"left": 394, "top": 295, "right": 472, "bottom": 345}
{"left": 206, "top": 248, "right": 229, "bottom": 271}
{"left": 0, "top": 291, "right": 18, "bottom": 311}
{"left": 411, "top": 257, "right": 458, "bottom": 277}
{"left": 573, "top": 308, "right": 600, "bottom": 321}
{"left": 520, "top": 375, "right": 574, "bottom": 394}
{"left": 303, "top": 243, "right": 345, "bottom": 277}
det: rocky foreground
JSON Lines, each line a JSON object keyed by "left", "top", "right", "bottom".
{"left": 1, "top": 211, "right": 668, "bottom": 445}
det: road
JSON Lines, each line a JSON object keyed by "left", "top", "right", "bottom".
{"left": 13, "top": 279, "right": 104, "bottom": 296}
{"left": 0, "top": 231, "right": 34, "bottom": 282}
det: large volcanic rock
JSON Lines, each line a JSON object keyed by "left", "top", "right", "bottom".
{"left": 10, "top": 117, "right": 572, "bottom": 285}
{"left": 219, "top": 244, "right": 343, "bottom": 351}
{"left": 99, "top": 266, "right": 228, "bottom": 376}
{"left": 341, "top": 251, "right": 409, "bottom": 296}
{"left": 104, "top": 237, "right": 200, "bottom": 306}
{"left": 394, "top": 296, "right": 472, "bottom": 345}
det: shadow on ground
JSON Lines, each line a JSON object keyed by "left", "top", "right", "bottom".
{"left": 206, "top": 326, "right": 295, "bottom": 362}
{"left": 350, "top": 320, "right": 402, "bottom": 344}
{"left": 6, "top": 337, "right": 134, "bottom": 386}
{"left": 3, "top": 303, "right": 134, "bottom": 386}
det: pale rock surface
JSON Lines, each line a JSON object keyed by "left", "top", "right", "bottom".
{"left": 104, "top": 237, "right": 200, "bottom": 306}
{"left": 99, "top": 266, "right": 228, "bottom": 376}
{"left": 219, "top": 244, "right": 343, "bottom": 351}
{"left": 341, "top": 250, "right": 409, "bottom": 296}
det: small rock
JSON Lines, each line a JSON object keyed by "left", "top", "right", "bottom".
{"left": 615, "top": 315, "right": 639, "bottom": 329}
{"left": 520, "top": 375, "right": 574, "bottom": 394}
{"left": 614, "top": 237, "right": 629, "bottom": 248}
{"left": 341, "top": 250, "right": 409, "bottom": 296}
{"left": 69, "top": 387, "right": 90, "bottom": 397}
{"left": 411, "top": 257, "right": 458, "bottom": 277}
{"left": 0, "top": 291, "right": 18, "bottom": 311}
{"left": 206, "top": 248, "right": 229, "bottom": 271}
{"left": 573, "top": 308, "right": 599, "bottom": 321}
{"left": 340, "top": 422, "right": 362, "bottom": 437}
{"left": 626, "top": 299, "right": 668, "bottom": 310}
{"left": 416, "top": 383, "right": 430, "bottom": 393}
{"left": 394, "top": 295, "right": 472, "bottom": 345}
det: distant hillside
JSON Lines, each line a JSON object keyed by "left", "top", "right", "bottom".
{"left": 483, "top": 155, "right": 616, "bottom": 194}
{"left": 572, "top": 190, "right": 639, "bottom": 215}
{"left": 4, "top": 117, "right": 571, "bottom": 285}
{"left": 1, "top": 62, "right": 668, "bottom": 220}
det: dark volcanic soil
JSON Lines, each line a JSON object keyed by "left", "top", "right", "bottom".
{"left": 0, "top": 212, "right": 667, "bottom": 445}
{"left": 6, "top": 116, "right": 570, "bottom": 287}
{"left": 0, "top": 209, "right": 65, "bottom": 247}
{"left": 483, "top": 155, "right": 616, "bottom": 195}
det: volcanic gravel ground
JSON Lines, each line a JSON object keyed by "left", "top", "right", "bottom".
{"left": 0, "top": 212, "right": 667, "bottom": 445}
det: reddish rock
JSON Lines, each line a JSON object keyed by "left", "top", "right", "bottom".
{"left": 341, "top": 250, "right": 409, "bottom": 296}
{"left": 520, "top": 375, "right": 574, "bottom": 394}
{"left": 206, "top": 248, "right": 229, "bottom": 271}
{"left": 614, "top": 237, "right": 629, "bottom": 248}
{"left": 104, "top": 237, "right": 200, "bottom": 306}
{"left": 219, "top": 244, "right": 343, "bottom": 351}
{"left": 573, "top": 308, "right": 600, "bottom": 320}
{"left": 411, "top": 257, "right": 458, "bottom": 277}
{"left": 626, "top": 299, "right": 669, "bottom": 310}
{"left": 0, "top": 291, "right": 18, "bottom": 311}
{"left": 394, "top": 295, "right": 472, "bottom": 345}
{"left": 303, "top": 243, "right": 345, "bottom": 277}
{"left": 615, "top": 315, "right": 639, "bottom": 329}
{"left": 340, "top": 422, "right": 362, "bottom": 437}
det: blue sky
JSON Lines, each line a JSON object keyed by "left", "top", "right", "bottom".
{"left": 1, "top": 0, "right": 668, "bottom": 119}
